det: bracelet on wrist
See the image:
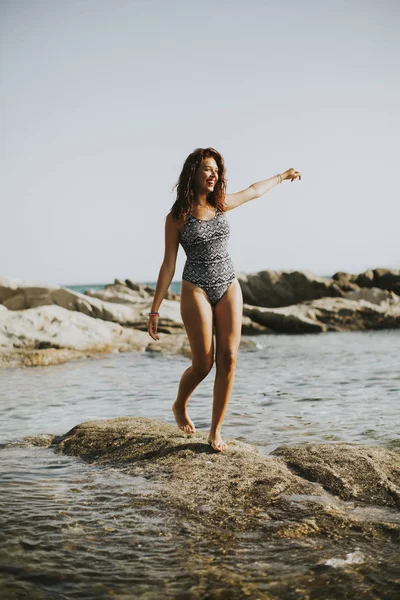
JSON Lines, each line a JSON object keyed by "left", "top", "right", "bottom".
{"left": 148, "top": 312, "right": 159, "bottom": 316}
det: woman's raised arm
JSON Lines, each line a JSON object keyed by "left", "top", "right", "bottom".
{"left": 224, "top": 168, "right": 302, "bottom": 211}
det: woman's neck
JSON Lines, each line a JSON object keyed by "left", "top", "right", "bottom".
{"left": 193, "top": 192, "right": 209, "bottom": 206}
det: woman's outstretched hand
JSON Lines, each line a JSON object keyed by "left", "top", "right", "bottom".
{"left": 147, "top": 315, "right": 160, "bottom": 341}
{"left": 282, "top": 168, "right": 302, "bottom": 182}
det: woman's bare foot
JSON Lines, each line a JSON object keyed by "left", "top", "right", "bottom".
{"left": 207, "top": 430, "right": 227, "bottom": 452}
{"left": 172, "top": 400, "right": 196, "bottom": 434}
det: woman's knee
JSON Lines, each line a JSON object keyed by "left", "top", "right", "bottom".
{"left": 215, "top": 348, "right": 237, "bottom": 372}
{"left": 192, "top": 357, "right": 214, "bottom": 379}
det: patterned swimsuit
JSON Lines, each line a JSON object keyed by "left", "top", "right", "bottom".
{"left": 180, "top": 207, "right": 236, "bottom": 306}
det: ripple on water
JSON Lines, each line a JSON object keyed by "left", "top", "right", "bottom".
{"left": 295, "top": 397, "right": 334, "bottom": 402}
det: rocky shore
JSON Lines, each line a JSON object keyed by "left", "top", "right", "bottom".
{"left": 1, "top": 267, "right": 399, "bottom": 368}
{"left": 23, "top": 416, "right": 400, "bottom": 546}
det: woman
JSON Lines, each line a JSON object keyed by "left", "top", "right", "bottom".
{"left": 147, "top": 148, "right": 301, "bottom": 452}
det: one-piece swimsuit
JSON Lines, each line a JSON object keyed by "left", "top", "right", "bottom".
{"left": 180, "top": 207, "right": 236, "bottom": 306}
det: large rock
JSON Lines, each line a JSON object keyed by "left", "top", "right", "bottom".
{"left": 85, "top": 283, "right": 152, "bottom": 305}
{"left": 85, "top": 279, "right": 180, "bottom": 304}
{"left": 0, "top": 304, "right": 257, "bottom": 367}
{"left": 371, "top": 268, "right": 400, "bottom": 294}
{"left": 0, "top": 276, "right": 182, "bottom": 329}
{"left": 333, "top": 268, "right": 400, "bottom": 294}
{"left": 24, "top": 417, "right": 400, "bottom": 538}
{"left": 0, "top": 305, "right": 188, "bottom": 367}
{"left": 243, "top": 295, "right": 400, "bottom": 333}
{"left": 124, "top": 278, "right": 180, "bottom": 301}
{"left": 0, "top": 304, "right": 148, "bottom": 352}
{"left": 273, "top": 443, "right": 400, "bottom": 508}
{"left": 331, "top": 270, "right": 361, "bottom": 291}
{"left": 237, "top": 269, "right": 344, "bottom": 308}
{"left": 238, "top": 268, "right": 400, "bottom": 307}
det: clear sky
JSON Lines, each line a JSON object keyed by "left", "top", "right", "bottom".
{"left": 1, "top": 0, "right": 399, "bottom": 286}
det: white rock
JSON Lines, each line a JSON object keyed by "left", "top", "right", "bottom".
{"left": 0, "top": 305, "right": 148, "bottom": 352}
{"left": 0, "top": 278, "right": 182, "bottom": 326}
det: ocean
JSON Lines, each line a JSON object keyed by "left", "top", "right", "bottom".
{"left": 65, "top": 281, "right": 182, "bottom": 295}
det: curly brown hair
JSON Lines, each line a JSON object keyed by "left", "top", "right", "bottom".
{"left": 169, "top": 147, "right": 227, "bottom": 222}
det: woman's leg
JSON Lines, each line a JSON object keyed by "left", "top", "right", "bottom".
{"left": 172, "top": 280, "right": 215, "bottom": 434}
{"left": 208, "top": 278, "right": 243, "bottom": 451}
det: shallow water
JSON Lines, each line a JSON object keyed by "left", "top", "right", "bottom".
{"left": 1, "top": 329, "right": 399, "bottom": 450}
{"left": 1, "top": 329, "right": 399, "bottom": 598}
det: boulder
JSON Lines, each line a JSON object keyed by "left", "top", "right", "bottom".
{"left": 24, "top": 417, "right": 400, "bottom": 538}
{"left": 237, "top": 269, "right": 344, "bottom": 308}
{"left": 331, "top": 270, "right": 359, "bottom": 290}
{"left": 86, "top": 281, "right": 180, "bottom": 304}
{"left": 372, "top": 268, "right": 400, "bottom": 295}
{"left": 0, "top": 304, "right": 148, "bottom": 352}
{"left": 354, "top": 269, "right": 374, "bottom": 288}
{"left": 243, "top": 295, "right": 400, "bottom": 333}
{"left": 241, "top": 315, "right": 275, "bottom": 335}
{"left": 124, "top": 279, "right": 180, "bottom": 301}
{"left": 0, "top": 276, "right": 183, "bottom": 328}
{"left": 0, "top": 304, "right": 257, "bottom": 367}
{"left": 125, "top": 278, "right": 157, "bottom": 294}
{"left": 272, "top": 443, "right": 400, "bottom": 507}
{"left": 85, "top": 284, "right": 150, "bottom": 305}
{"left": 0, "top": 304, "right": 191, "bottom": 367}
{"left": 333, "top": 268, "right": 400, "bottom": 294}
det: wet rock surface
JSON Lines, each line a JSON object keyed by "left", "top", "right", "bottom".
{"left": 27, "top": 417, "right": 400, "bottom": 540}
{"left": 272, "top": 443, "right": 400, "bottom": 508}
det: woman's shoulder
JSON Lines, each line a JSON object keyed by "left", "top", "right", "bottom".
{"left": 166, "top": 209, "right": 186, "bottom": 224}
{"left": 166, "top": 211, "right": 186, "bottom": 241}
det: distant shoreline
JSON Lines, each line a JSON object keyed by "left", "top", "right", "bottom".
{"left": 64, "top": 281, "right": 182, "bottom": 295}
{"left": 64, "top": 276, "right": 335, "bottom": 296}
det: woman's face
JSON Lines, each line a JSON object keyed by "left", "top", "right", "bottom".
{"left": 194, "top": 157, "right": 219, "bottom": 195}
